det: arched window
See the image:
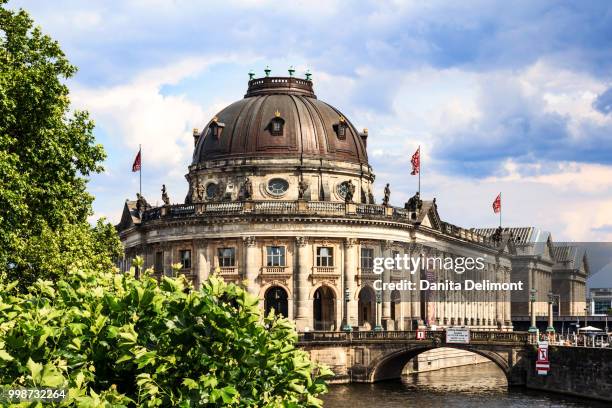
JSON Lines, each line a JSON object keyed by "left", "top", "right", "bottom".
{"left": 269, "top": 110, "right": 285, "bottom": 136}
{"left": 334, "top": 116, "right": 348, "bottom": 140}
{"left": 264, "top": 286, "right": 288, "bottom": 318}
{"left": 337, "top": 181, "right": 350, "bottom": 200}
{"left": 209, "top": 116, "right": 225, "bottom": 140}
{"left": 205, "top": 183, "right": 219, "bottom": 200}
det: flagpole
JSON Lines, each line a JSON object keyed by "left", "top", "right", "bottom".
{"left": 139, "top": 144, "right": 142, "bottom": 196}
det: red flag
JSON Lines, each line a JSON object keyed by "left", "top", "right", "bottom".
{"left": 492, "top": 193, "right": 501, "bottom": 214}
{"left": 410, "top": 147, "right": 420, "bottom": 175}
{"left": 132, "top": 149, "right": 141, "bottom": 172}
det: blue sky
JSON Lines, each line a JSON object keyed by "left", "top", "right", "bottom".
{"left": 8, "top": 1, "right": 612, "bottom": 253}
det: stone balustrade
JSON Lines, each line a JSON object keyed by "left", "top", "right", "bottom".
{"left": 298, "top": 330, "right": 532, "bottom": 345}
{"left": 140, "top": 200, "right": 493, "bottom": 247}
{"left": 312, "top": 266, "right": 337, "bottom": 275}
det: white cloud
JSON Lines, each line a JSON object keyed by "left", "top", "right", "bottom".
{"left": 313, "top": 60, "right": 612, "bottom": 241}
{"left": 72, "top": 55, "right": 245, "bottom": 170}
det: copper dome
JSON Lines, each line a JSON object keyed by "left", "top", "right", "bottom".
{"left": 192, "top": 76, "right": 369, "bottom": 166}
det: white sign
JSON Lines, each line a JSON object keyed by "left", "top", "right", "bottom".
{"left": 446, "top": 327, "right": 470, "bottom": 344}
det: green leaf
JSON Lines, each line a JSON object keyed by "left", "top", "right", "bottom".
{"left": 182, "top": 378, "right": 198, "bottom": 390}
{"left": 0, "top": 349, "right": 14, "bottom": 361}
{"left": 116, "top": 354, "right": 133, "bottom": 364}
{"left": 41, "top": 363, "right": 65, "bottom": 387}
{"left": 27, "top": 358, "right": 43, "bottom": 384}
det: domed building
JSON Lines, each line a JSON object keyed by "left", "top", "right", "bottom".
{"left": 118, "top": 73, "right": 527, "bottom": 332}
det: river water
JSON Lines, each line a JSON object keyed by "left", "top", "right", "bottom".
{"left": 321, "top": 362, "right": 607, "bottom": 407}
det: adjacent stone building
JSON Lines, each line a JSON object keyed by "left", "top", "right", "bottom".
{"left": 117, "top": 74, "right": 584, "bottom": 332}
{"left": 474, "top": 227, "right": 589, "bottom": 318}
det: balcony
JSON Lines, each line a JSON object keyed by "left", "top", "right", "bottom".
{"left": 262, "top": 266, "right": 291, "bottom": 275}
{"left": 217, "top": 266, "right": 238, "bottom": 276}
{"left": 313, "top": 266, "right": 337, "bottom": 275}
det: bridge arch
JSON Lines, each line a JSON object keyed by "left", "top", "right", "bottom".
{"left": 369, "top": 345, "right": 511, "bottom": 383}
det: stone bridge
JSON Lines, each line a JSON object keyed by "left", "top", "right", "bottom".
{"left": 298, "top": 330, "right": 534, "bottom": 385}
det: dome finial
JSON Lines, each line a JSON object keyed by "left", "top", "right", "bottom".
{"left": 305, "top": 69, "right": 312, "bottom": 81}
{"left": 248, "top": 70, "right": 255, "bottom": 80}
{"left": 288, "top": 66, "right": 295, "bottom": 77}
{"left": 264, "top": 66, "right": 271, "bottom": 77}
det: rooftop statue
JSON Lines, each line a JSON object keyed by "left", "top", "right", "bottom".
{"left": 382, "top": 183, "right": 391, "bottom": 206}
{"left": 193, "top": 181, "right": 205, "bottom": 203}
{"left": 344, "top": 180, "right": 356, "bottom": 203}
{"left": 136, "top": 193, "right": 151, "bottom": 215}
{"left": 298, "top": 178, "right": 309, "bottom": 200}
{"left": 491, "top": 225, "right": 504, "bottom": 245}
{"left": 405, "top": 191, "right": 422, "bottom": 212}
{"left": 161, "top": 184, "right": 170, "bottom": 206}
{"left": 241, "top": 177, "right": 253, "bottom": 200}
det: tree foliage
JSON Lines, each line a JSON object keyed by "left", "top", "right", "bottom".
{"left": 0, "top": 264, "right": 330, "bottom": 406}
{"left": 0, "top": 1, "right": 115, "bottom": 284}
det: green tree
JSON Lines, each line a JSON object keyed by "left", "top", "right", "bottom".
{"left": 0, "top": 266, "right": 331, "bottom": 406}
{"left": 0, "top": 1, "right": 116, "bottom": 284}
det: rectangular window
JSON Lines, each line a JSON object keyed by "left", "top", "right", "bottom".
{"left": 361, "top": 248, "right": 374, "bottom": 269}
{"left": 218, "top": 247, "right": 236, "bottom": 267}
{"left": 392, "top": 250, "right": 400, "bottom": 270}
{"left": 155, "top": 251, "right": 164, "bottom": 273}
{"left": 267, "top": 246, "right": 285, "bottom": 267}
{"left": 316, "top": 247, "right": 334, "bottom": 267}
{"left": 594, "top": 300, "right": 611, "bottom": 314}
{"left": 179, "top": 249, "right": 191, "bottom": 269}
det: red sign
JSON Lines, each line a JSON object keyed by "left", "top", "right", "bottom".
{"left": 416, "top": 330, "right": 425, "bottom": 340}
{"left": 536, "top": 341, "right": 549, "bottom": 375}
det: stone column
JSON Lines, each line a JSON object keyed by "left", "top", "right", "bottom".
{"left": 195, "top": 239, "right": 209, "bottom": 289}
{"left": 382, "top": 240, "right": 393, "bottom": 329}
{"left": 344, "top": 238, "right": 358, "bottom": 329}
{"left": 547, "top": 293, "right": 555, "bottom": 333}
{"left": 375, "top": 291, "right": 383, "bottom": 331}
{"left": 504, "top": 267, "right": 512, "bottom": 327}
{"left": 244, "top": 236, "right": 259, "bottom": 299}
{"left": 410, "top": 243, "right": 422, "bottom": 327}
{"left": 399, "top": 245, "right": 411, "bottom": 330}
{"left": 295, "top": 237, "right": 310, "bottom": 331}
{"left": 162, "top": 244, "right": 172, "bottom": 277}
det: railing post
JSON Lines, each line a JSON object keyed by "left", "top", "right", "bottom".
{"left": 345, "top": 203, "right": 356, "bottom": 215}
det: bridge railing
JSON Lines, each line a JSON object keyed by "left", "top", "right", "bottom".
{"left": 298, "top": 330, "right": 532, "bottom": 345}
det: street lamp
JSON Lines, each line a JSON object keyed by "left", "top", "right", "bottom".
{"left": 528, "top": 288, "right": 538, "bottom": 333}
{"left": 374, "top": 288, "right": 383, "bottom": 332}
{"left": 547, "top": 292, "right": 555, "bottom": 334}
{"left": 342, "top": 287, "right": 352, "bottom": 332}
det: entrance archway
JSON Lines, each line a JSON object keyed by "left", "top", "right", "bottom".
{"left": 313, "top": 286, "right": 336, "bottom": 331}
{"left": 358, "top": 286, "right": 375, "bottom": 328}
{"left": 264, "top": 286, "right": 288, "bottom": 318}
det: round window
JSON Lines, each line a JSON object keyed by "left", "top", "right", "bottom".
{"left": 206, "top": 183, "right": 219, "bottom": 199}
{"left": 267, "top": 178, "right": 289, "bottom": 196}
{"left": 337, "top": 181, "right": 350, "bottom": 199}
